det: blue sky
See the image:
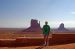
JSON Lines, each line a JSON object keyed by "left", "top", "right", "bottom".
{"left": 0, "top": 0, "right": 75, "bottom": 28}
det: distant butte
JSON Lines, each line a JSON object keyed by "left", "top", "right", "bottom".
{"left": 58, "top": 23, "right": 68, "bottom": 31}
{"left": 22, "top": 19, "right": 42, "bottom": 32}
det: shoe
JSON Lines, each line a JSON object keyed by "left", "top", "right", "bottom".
{"left": 43, "top": 43, "right": 47, "bottom": 46}
{"left": 43, "top": 43, "right": 46, "bottom": 46}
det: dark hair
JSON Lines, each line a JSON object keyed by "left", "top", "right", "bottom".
{"left": 45, "top": 21, "right": 48, "bottom": 25}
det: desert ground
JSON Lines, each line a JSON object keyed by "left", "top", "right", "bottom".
{"left": 0, "top": 28, "right": 75, "bottom": 49}
{"left": 0, "top": 43, "right": 75, "bottom": 49}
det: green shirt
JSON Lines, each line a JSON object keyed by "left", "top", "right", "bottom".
{"left": 43, "top": 25, "right": 50, "bottom": 35}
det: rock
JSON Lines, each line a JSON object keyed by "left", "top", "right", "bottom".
{"left": 58, "top": 23, "right": 68, "bottom": 32}
{"left": 22, "top": 19, "right": 42, "bottom": 32}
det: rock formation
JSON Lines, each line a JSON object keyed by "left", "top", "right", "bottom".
{"left": 58, "top": 23, "right": 68, "bottom": 31}
{"left": 22, "top": 19, "right": 42, "bottom": 32}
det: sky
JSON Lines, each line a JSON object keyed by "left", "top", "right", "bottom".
{"left": 0, "top": 0, "right": 75, "bottom": 28}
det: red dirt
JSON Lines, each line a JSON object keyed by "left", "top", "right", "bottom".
{"left": 0, "top": 34, "right": 75, "bottom": 47}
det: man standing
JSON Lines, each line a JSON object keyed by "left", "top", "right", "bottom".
{"left": 43, "top": 21, "right": 50, "bottom": 46}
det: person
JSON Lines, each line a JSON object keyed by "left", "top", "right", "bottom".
{"left": 43, "top": 21, "right": 50, "bottom": 46}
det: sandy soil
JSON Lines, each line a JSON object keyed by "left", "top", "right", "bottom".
{"left": 0, "top": 43, "right": 75, "bottom": 49}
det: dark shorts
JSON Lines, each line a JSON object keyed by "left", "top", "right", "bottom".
{"left": 43, "top": 33, "right": 49, "bottom": 36}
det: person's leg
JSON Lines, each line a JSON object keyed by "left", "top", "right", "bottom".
{"left": 43, "top": 35, "right": 46, "bottom": 46}
{"left": 43, "top": 35, "right": 48, "bottom": 46}
{"left": 46, "top": 35, "right": 49, "bottom": 46}
{"left": 45, "top": 34, "right": 49, "bottom": 46}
